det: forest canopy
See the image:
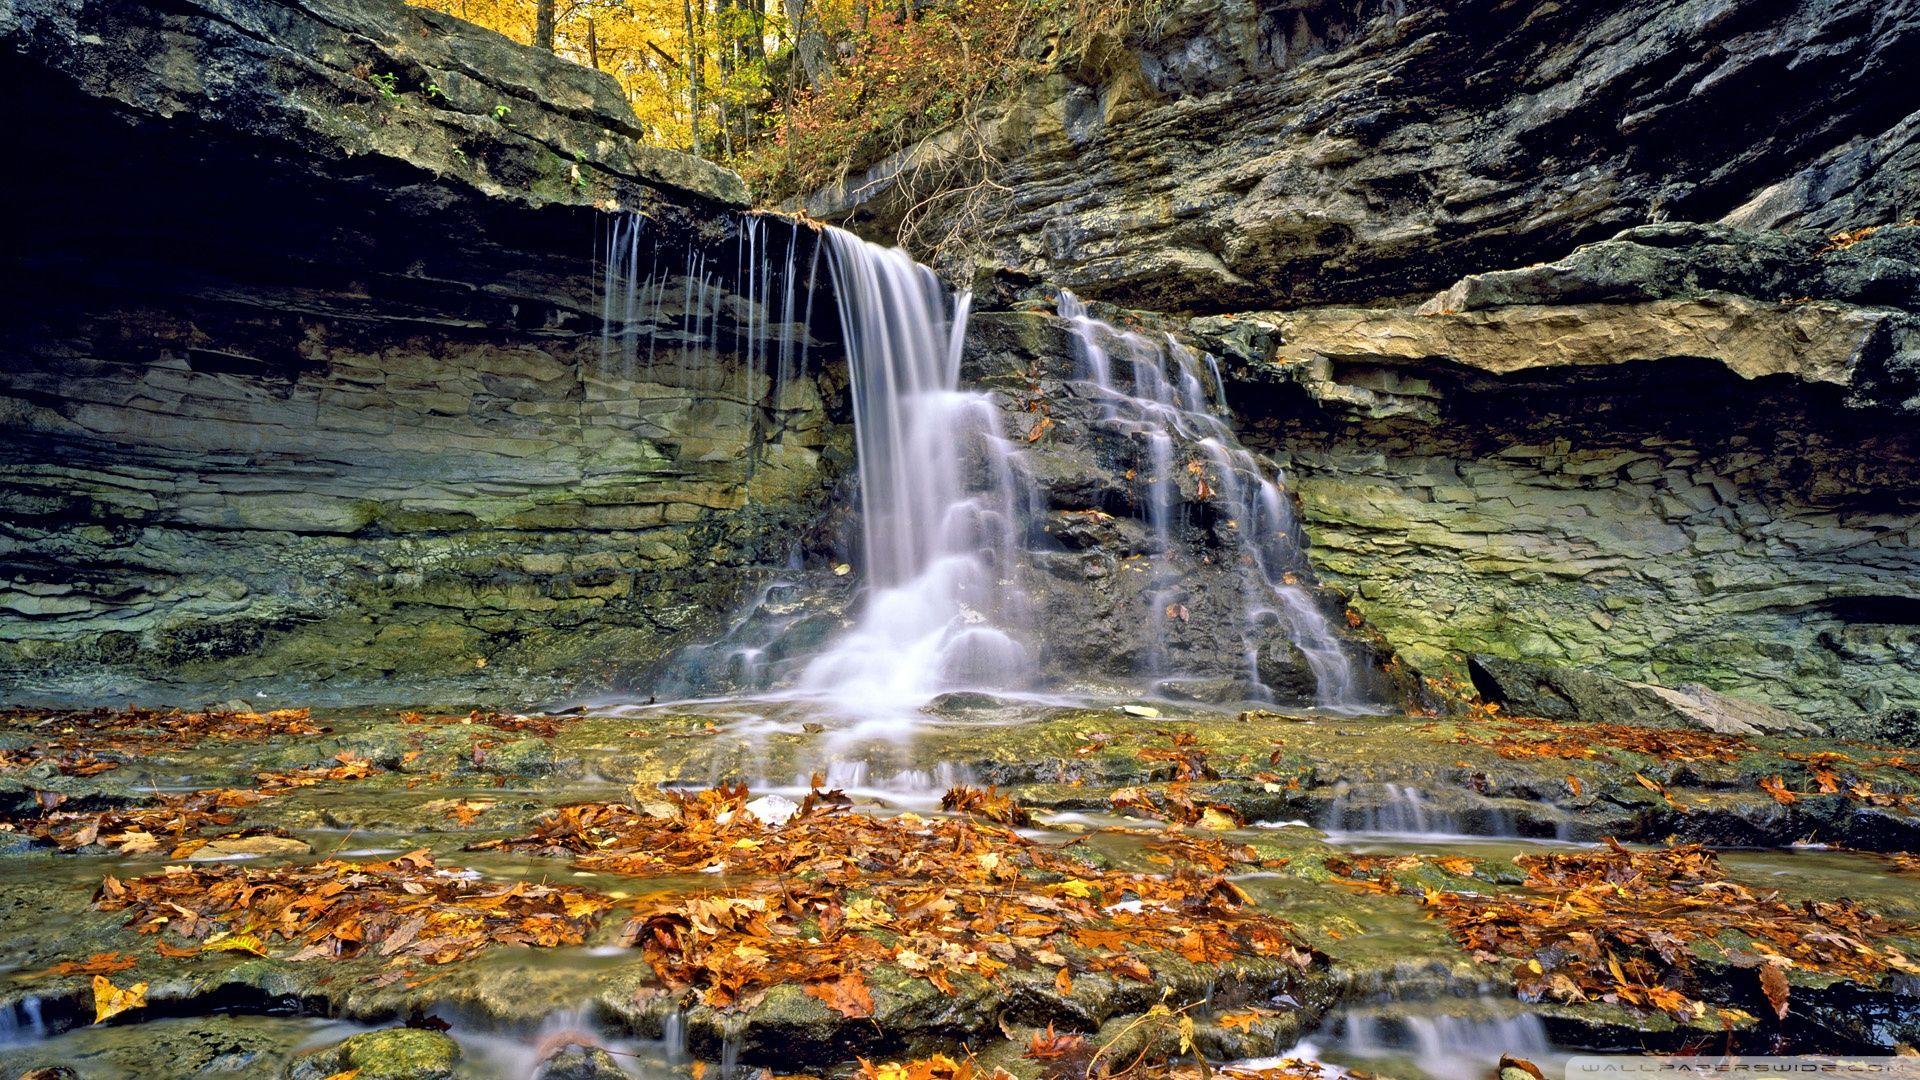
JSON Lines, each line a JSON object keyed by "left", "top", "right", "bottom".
{"left": 409, "top": 0, "right": 1152, "bottom": 200}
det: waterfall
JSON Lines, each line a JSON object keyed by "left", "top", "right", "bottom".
{"left": 604, "top": 214, "right": 1365, "bottom": 719}
{"left": 599, "top": 212, "right": 817, "bottom": 408}
{"left": 790, "top": 229, "right": 1035, "bottom": 730}
{"left": 1056, "top": 291, "right": 1363, "bottom": 710}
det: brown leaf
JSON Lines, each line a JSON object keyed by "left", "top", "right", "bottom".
{"left": 1498, "top": 1056, "right": 1547, "bottom": 1080}
{"left": 1760, "top": 961, "right": 1791, "bottom": 1021}
{"left": 804, "top": 972, "right": 874, "bottom": 1018}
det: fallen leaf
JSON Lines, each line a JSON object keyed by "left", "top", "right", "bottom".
{"left": 1760, "top": 961, "right": 1791, "bottom": 1020}
{"left": 804, "top": 972, "right": 874, "bottom": 1018}
{"left": 92, "top": 974, "right": 148, "bottom": 1024}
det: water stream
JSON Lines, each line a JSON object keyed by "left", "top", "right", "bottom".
{"left": 604, "top": 218, "right": 1366, "bottom": 728}
{"left": 1056, "top": 291, "right": 1362, "bottom": 709}
{"left": 789, "top": 229, "right": 1036, "bottom": 736}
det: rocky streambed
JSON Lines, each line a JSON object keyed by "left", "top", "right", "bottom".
{"left": 2, "top": 700, "right": 1918, "bottom": 1078}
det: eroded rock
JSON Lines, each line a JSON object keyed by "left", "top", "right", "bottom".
{"left": 1466, "top": 656, "right": 1824, "bottom": 738}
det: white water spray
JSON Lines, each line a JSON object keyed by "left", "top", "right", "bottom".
{"left": 602, "top": 216, "right": 1366, "bottom": 720}
{"left": 792, "top": 229, "right": 1036, "bottom": 731}
{"left": 1056, "top": 291, "right": 1363, "bottom": 709}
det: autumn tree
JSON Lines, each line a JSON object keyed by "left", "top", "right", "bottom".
{"left": 410, "top": 0, "right": 1147, "bottom": 212}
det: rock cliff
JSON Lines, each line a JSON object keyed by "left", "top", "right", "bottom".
{"left": 807, "top": 0, "right": 1920, "bottom": 733}
{"left": 814, "top": 0, "right": 1919, "bottom": 312}
{"left": 0, "top": 0, "right": 848, "bottom": 702}
{"left": 1205, "top": 225, "right": 1920, "bottom": 731}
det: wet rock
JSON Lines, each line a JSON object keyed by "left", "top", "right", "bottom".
{"left": 532, "top": 1044, "right": 630, "bottom": 1080}
{"left": 1, "top": 0, "right": 850, "bottom": 704}
{"left": 924, "top": 691, "right": 1012, "bottom": 714}
{"left": 0, "top": 765, "right": 137, "bottom": 816}
{"left": 289, "top": 1028, "right": 461, "bottom": 1080}
{"left": 1467, "top": 656, "right": 1825, "bottom": 737}
{"left": 1155, "top": 677, "right": 1265, "bottom": 705}
{"left": 0, "top": 1015, "right": 323, "bottom": 1079}
{"left": 187, "top": 834, "right": 313, "bottom": 860}
{"left": 484, "top": 738, "right": 561, "bottom": 778}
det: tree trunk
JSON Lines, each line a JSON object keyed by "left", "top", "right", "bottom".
{"left": 684, "top": 0, "right": 703, "bottom": 155}
{"left": 585, "top": 17, "right": 600, "bottom": 69}
{"left": 534, "top": 0, "right": 556, "bottom": 51}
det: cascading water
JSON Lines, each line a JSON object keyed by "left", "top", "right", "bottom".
{"left": 791, "top": 230, "right": 1036, "bottom": 731}
{"left": 1056, "top": 291, "right": 1364, "bottom": 710}
{"left": 1320, "top": 781, "right": 1519, "bottom": 840}
{"left": 1324, "top": 1010, "right": 1554, "bottom": 1079}
{"left": 604, "top": 215, "right": 1367, "bottom": 722}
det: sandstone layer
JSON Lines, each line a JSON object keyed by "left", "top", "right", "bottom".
{"left": 0, "top": 0, "right": 849, "bottom": 703}
{"left": 1197, "top": 226, "right": 1920, "bottom": 732}
{"left": 812, "top": 0, "right": 1920, "bottom": 312}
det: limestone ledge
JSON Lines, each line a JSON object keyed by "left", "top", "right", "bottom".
{"left": 814, "top": 0, "right": 1920, "bottom": 311}
{"left": 1272, "top": 296, "right": 1889, "bottom": 421}
{"left": 0, "top": 312, "right": 849, "bottom": 702}
{"left": 2, "top": 0, "right": 748, "bottom": 214}
{"left": 1275, "top": 433, "right": 1920, "bottom": 727}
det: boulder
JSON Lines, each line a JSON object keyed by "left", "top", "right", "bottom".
{"left": 532, "top": 1044, "right": 630, "bottom": 1080}
{"left": 288, "top": 1029, "right": 460, "bottom": 1080}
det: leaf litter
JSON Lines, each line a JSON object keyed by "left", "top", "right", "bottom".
{"left": 94, "top": 849, "right": 614, "bottom": 970}
{"left": 473, "top": 783, "right": 1318, "bottom": 1015}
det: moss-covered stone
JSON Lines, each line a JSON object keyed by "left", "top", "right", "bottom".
{"left": 289, "top": 1028, "right": 461, "bottom": 1080}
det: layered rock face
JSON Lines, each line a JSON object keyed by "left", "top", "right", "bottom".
{"left": 0, "top": 0, "right": 848, "bottom": 702}
{"left": 963, "top": 314, "right": 1405, "bottom": 706}
{"left": 1206, "top": 226, "right": 1920, "bottom": 731}
{"left": 807, "top": 0, "right": 1920, "bottom": 732}
{"left": 814, "top": 0, "right": 1919, "bottom": 312}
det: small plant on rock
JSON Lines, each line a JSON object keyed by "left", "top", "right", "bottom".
{"left": 367, "top": 71, "right": 400, "bottom": 101}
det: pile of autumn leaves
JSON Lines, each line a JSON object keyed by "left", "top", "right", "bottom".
{"left": 0, "top": 705, "right": 325, "bottom": 784}
{"left": 1452, "top": 714, "right": 1920, "bottom": 812}
{"left": 476, "top": 784, "right": 1316, "bottom": 1016}
{"left": 97, "top": 849, "right": 613, "bottom": 969}
{"left": 1333, "top": 840, "right": 1920, "bottom": 1024}
{"left": 0, "top": 706, "right": 380, "bottom": 856}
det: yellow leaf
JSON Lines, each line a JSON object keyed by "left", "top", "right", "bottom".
{"left": 92, "top": 974, "right": 148, "bottom": 1024}
{"left": 1197, "top": 807, "right": 1238, "bottom": 831}
{"left": 202, "top": 932, "right": 268, "bottom": 956}
{"left": 1178, "top": 1013, "right": 1195, "bottom": 1054}
{"left": 1057, "top": 879, "right": 1095, "bottom": 898}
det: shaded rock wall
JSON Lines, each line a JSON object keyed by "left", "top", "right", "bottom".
{"left": 0, "top": 0, "right": 850, "bottom": 703}
{"left": 813, "top": 0, "right": 1920, "bottom": 312}
{"left": 1205, "top": 227, "right": 1920, "bottom": 730}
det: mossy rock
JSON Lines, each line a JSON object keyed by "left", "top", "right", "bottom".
{"left": 288, "top": 1028, "right": 460, "bottom": 1080}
